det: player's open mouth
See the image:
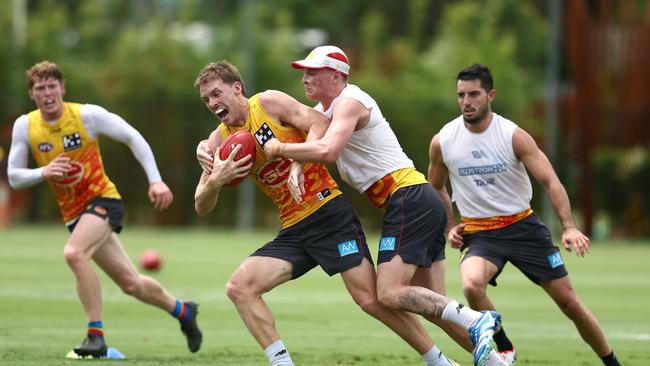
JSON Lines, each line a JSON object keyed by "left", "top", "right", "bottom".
{"left": 214, "top": 107, "right": 228, "bottom": 120}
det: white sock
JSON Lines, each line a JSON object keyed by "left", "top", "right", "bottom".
{"left": 264, "top": 339, "right": 294, "bottom": 366}
{"left": 441, "top": 300, "right": 482, "bottom": 330}
{"left": 422, "top": 345, "right": 453, "bottom": 366}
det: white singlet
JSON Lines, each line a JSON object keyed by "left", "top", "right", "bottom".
{"left": 439, "top": 113, "right": 532, "bottom": 218}
{"left": 315, "top": 84, "right": 414, "bottom": 193}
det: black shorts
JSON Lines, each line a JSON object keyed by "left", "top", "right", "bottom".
{"left": 460, "top": 213, "right": 568, "bottom": 286}
{"left": 252, "top": 196, "right": 372, "bottom": 279}
{"left": 67, "top": 197, "right": 125, "bottom": 234}
{"left": 377, "top": 184, "right": 447, "bottom": 267}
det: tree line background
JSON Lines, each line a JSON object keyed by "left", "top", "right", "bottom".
{"left": 1, "top": 0, "right": 648, "bottom": 238}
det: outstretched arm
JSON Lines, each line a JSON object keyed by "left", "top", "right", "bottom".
{"left": 513, "top": 127, "right": 590, "bottom": 257}
{"left": 428, "top": 133, "right": 464, "bottom": 248}
{"left": 84, "top": 104, "right": 172, "bottom": 210}
{"left": 262, "top": 92, "right": 362, "bottom": 163}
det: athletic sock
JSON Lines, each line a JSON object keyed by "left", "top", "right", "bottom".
{"left": 87, "top": 320, "right": 104, "bottom": 339}
{"left": 441, "top": 300, "right": 481, "bottom": 330}
{"left": 170, "top": 299, "right": 191, "bottom": 322}
{"left": 601, "top": 351, "right": 621, "bottom": 366}
{"left": 264, "top": 339, "right": 294, "bottom": 366}
{"left": 493, "top": 327, "right": 514, "bottom": 351}
{"left": 422, "top": 345, "right": 453, "bottom": 366}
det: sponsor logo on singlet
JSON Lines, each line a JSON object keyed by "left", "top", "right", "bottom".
{"left": 62, "top": 132, "right": 83, "bottom": 151}
{"left": 458, "top": 163, "right": 507, "bottom": 176}
{"left": 254, "top": 122, "right": 275, "bottom": 146}
{"left": 315, "top": 188, "right": 331, "bottom": 201}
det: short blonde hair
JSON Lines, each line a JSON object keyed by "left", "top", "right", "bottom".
{"left": 194, "top": 60, "right": 246, "bottom": 96}
{"left": 25, "top": 61, "right": 63, "bottom": 88}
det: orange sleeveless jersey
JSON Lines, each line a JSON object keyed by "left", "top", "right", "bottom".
{"left": 27, "top": 102, "right": 121, "bottom": 222}
{"left": 365, "top": 168, "right": 427, "bottom": 209}
{"left": 217, "top": 94, "right": 342, "bottom": 228}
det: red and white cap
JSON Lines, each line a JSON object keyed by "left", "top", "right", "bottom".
{"left": 291, "top": 45, "right": 350, "bottom": 76}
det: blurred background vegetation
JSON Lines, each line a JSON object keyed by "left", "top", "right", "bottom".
{"left": 1, "top": 0, "right": 648, "bottom": 239}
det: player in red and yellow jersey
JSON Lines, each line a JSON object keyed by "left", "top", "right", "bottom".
{"left": 194, "top": 61, "right": 442, "bottom": 366}
{"left": 7, "top": 61, "right": 202, "bottom": 357}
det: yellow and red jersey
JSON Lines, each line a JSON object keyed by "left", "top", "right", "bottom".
{"left": 217, "top": 94, "right": 342, "bottom": 228}
{"left": 27, "top": 102, "right": 120, "bottom": 222}
{"left": 365, "top": 168, "right": 427, "bottom": 209}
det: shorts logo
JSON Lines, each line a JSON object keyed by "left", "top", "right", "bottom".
{"left": 93, "top": 206, "right": 107, "bottom": 216}
{"left": 337, "top": 240, "right": 359, "bottom": 257}
{"left": 379, "top": 237, "right": 396, "bottom": 252}
{"left": 547, "top": 251, "right": 564, "bottom": 269}
{"left": 460, "top": 247, "right": 470, "bottom": 261}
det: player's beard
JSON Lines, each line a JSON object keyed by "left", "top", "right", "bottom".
{"left": 463, "top": 104, "right": 489, "bottom": 125}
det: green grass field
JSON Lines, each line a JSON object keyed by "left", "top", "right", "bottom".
{"left": 1, "top": 225, "right": 649, "bottom": 365}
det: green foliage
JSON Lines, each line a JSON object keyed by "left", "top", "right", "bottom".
{"left": 592, "top": 146, "right": 650, "bottom": 237}
{"left": 1, "top": 0, "right": 551, "bottom": 228}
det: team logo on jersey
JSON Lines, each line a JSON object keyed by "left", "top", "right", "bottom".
{"left": 62, "top": 132, "right": 82, "bottom": 151}
{"left": 38, "top": 142, "right": 53, "bottom": 152}
{"left": 254, "top": 123, "right": 275, "bottom": 146}
{"left": 53, "top": 161, "right": 84, "bottom": 187}
{"left": 547, "top": 251, "right": 564, "bottom": 269}
{"left": 379, "top": 237, "right": 396, "bottom": 251}
{"left": 337, "top": 240, "right": 359, "bottom": 257}
{"left": 257, "top": 158, "right": 291, "bottom": 188}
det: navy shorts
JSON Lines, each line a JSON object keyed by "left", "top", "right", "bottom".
{"left": 67, "top": 197, "right": 125, "bottom": 233}
{"left": 460, "top": 213, "right": 568, "bottom": 286}
{"left": 252, "top": 195, "right": 372, "bottom": 279}
{"left": 377, "top": 184, "right": 447, "bottom": 267}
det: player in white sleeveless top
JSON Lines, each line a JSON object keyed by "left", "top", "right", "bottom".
{"left": 263, "top": 46, "right": 509, "bottom": 366}
{"left": 313, "top": 83, "right": 414, "bottom": 193}
{"left": 428, "top": 64, "right": 620, "bottom": 366}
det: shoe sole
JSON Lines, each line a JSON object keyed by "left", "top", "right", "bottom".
{"left": 73, "top": 347, "right": 107, "bottom": 358}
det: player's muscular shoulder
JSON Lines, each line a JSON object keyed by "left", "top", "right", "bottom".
{"left": 258, "top": 90, "right": 292, "bottom": 121}
{"left": 512, "top": 127, "right": 539, "bottom": 159}
{"left": 336, "top": 98, "right": 369, "bottom": 130}
{"left": 429, "top": 134, "right": 442, "bottom": 159}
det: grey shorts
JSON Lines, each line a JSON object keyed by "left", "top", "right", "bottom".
{"left": 252, "top": 196, "right": 372, "bottom": 279}
{"left": 460, "top": 213, "right": 568, "bottom": 286}
{"left": 377, "top": 184, "right": 447, "bottom": 267}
